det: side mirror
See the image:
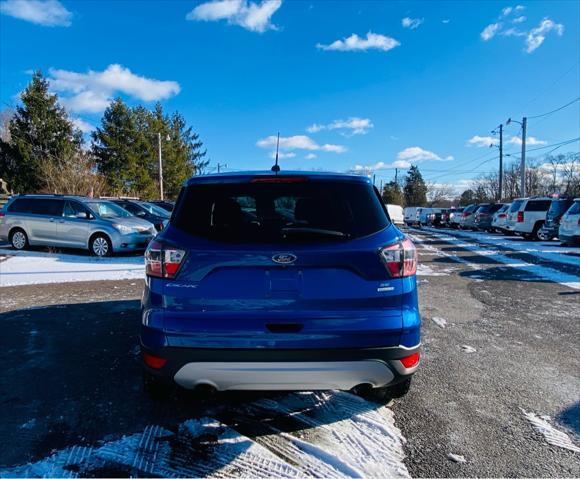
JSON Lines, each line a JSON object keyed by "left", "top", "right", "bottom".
{"left": 76, "top": 212, "right": 90, "bottom": 219}
{"left": 137, "top": 211, "right": 146, "bottom": 217}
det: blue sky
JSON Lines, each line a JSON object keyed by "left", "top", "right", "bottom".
{"left": 1, "top": 0, "right": 579, "bottom": 190}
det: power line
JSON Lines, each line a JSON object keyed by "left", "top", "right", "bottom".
{"left": 527, "top": 97, "right": 580, "bottom": 119}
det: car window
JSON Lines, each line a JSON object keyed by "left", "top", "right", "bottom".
{"left": 548, "top": 199, "right": 573, "bottom": 216}
{"left": 489, "top": 204, "right": 503, "bottom": 213}
{"left": 509, "top": 200, "right": 524, "bottom": 212}
{"left": 64, "top": 201, "right": 90, "bottom": 218}
{"left": 139, "top": 202, "right": 171, "bottom": 218}
{"left": 174, "top": 180, "right": 390, "bottom": 242}
{"left": 566, "top": 201, "right": 580, "bottom": 215}
{"left": 121, "top": 203, "right": 143, "bottom": 215}
{"left": 525, "top": 200, "right": 551, "bottom": 212}
{"left": 8, "top": 198, "right": 33, "bottom": 213}
{"left": 86, "top": 201, "right": 131, "bottom": 218}
{"left": 21, "top": 199, "right": 64, "bottom": 216}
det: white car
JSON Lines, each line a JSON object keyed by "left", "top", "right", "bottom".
{"left": 509, "top": 197, "right": 552, "bottom": 240}
{"left": 404, "top": 207, "right": 421, "bottom": 226}
{"left": 559, "top": 199, "right": 580, "bottom": 246}
{"left": 386, "top": 204, "right": 405, "bottom": 226}
{"left": 491, "top": 203, "right": 511, "bottom": 232}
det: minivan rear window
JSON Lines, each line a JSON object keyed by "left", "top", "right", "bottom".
{"left": 8, "top": 198, "right": 63, "bottom": 216}
{"left": 173, "top": 180, "right": 390, "bottom": 242}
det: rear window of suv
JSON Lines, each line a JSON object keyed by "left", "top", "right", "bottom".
{"left": 509, "top": 200, "right": 524, "bottom": 212}
{"left": 173, "top": 180, "right": 390, "bottom": 242}
{"left": 525, "top": 200, "right": 551, "bottom": 212}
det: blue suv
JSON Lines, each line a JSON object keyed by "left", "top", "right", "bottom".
{"left": 141, "top": 171, "right": 421, "bottom": 401}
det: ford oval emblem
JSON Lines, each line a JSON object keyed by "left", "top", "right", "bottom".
{"left": 272, "top": 253, "right": 297, "bottom": 264}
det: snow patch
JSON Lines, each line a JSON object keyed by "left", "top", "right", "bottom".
{"left": 523, "top": 410, "right": 580, "bottom": 453}
{"left": 0, "top": 248, "right": 144, "bottom": 287}
{"left": 447, "top": 453, "right": 467, "bottom": 463}
{"left": 461, "top": 345, "right": 477, "bottom": 353}
{"left": 431, "top": 317, "right": 447, "bottom": 328}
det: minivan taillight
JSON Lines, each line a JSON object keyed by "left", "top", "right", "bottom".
{"left": 517, "top": 211, "right": 524, "bottom": 223}
{"left": 380, "top": 238, "right": 417, "bottom": 277}
{"left": 145, "top": 240, "right": 186, "bottom": 278}
{"left": 0, "top": 212, "right": 4, "bottom": 218}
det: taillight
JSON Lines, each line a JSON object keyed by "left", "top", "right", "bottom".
{"left": 0, "top": 212, "right": 4, "bottom": 218}
{"left": 400, "top": 352, "right": 420, "bottom": 369}
{"left": 380, "top": 238, "right": 417, "bottom": 277}
{"left": 145, "top": 240, "right": 186, "bottom": 279}
{"left": 143, "top": 352, "right": 167, "bottom": 369}
{"left": 498, "top": 213, "right": 506, "bottom": 218}
{"left": 517, "top": 211, "right": 524, "bottom": 223}
{"left": 462, "top": 212, "right": 470, "bottom": 218}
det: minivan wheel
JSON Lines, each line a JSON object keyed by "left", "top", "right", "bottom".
{"left": 358, "top": 377, "right": 412, "bottom": 403}
{"left": 90, "top": 234, "right": 112, "bottom": 257}
{"left": 10, "top": 229, "right": 28, "bottom": 250}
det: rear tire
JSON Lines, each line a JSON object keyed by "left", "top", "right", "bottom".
{"left": 10, "top": 229, "right": 28, "bottom": 250}
{"left": 90, "top": 233, "right": 112, "bottom": 257}
{"left": 359, "top": 377, "right": 412, "bottom": 403}
{"left": 532, "top": 222, "right": 545, "bottom": 241}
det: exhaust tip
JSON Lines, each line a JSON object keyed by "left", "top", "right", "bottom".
{"left": 351, "top": 383, "right": 373, "bottom": 395}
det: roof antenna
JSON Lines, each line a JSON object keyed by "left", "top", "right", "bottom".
{"left": 271, "top": 132, "right": 281, "bottom": 174}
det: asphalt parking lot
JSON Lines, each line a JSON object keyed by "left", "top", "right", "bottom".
{"left": 0, "top": 228, "right": 578, "bottom": 478}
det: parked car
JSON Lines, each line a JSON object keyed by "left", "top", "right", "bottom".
{"left": 404, "top": 207, "right": 421, "bottom": 226}
{"left": 141, "top": 171, "right": 421, "bottom": 401}
{"left": 385, "top": 204, "right": 405, "bottom": 226}
{"left": 491, "top": 203, "right": 511, "bottom": 233}
{"left": 558, "top": 198, "right": 580, "bottom": 246}
{"left": 111, "top": 199, "right": 170, "bottom": 232}
{"left": 538, "top": 198, "right": 574, "bottom": 241}
{"left": 419, "top": 208, "right": 441, "bottom": 226}
{"left": 504, "top": 199, "right": 526, "bottom": 235}
{"left": 150, "top": 200, "right": 175, "bottom": 212}
{"left": 460, "top": 204, "right": 482, "bottom": 230}
{"left": 448, "top": 208, "right": 464, "bottom": 228}
{"left": 474, "top": 203, "right": 505, "bottom": 231}
{"left": 510, "top": 197, "right": 552, "bottom": 240}
{"left": 0, "top": 195, "right": 156, "bottom": 256}
{"left": 426, "top": 209, "right": 448, "bottom": 227}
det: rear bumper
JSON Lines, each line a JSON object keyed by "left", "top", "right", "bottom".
{"left": 559, "top": 232, "right": 579, "bottom": 244}
{"left": 141, "top": 344, "right": 420, "bottom": 391}
{"left": 111, "top": 231, "right": 154, "bottom": 251}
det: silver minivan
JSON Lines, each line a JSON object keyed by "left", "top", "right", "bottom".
{"left": 0, "top": 195, "right": 157, "bottom": 256}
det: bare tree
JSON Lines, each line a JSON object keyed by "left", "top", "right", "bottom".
{"left": 426, "top": 182, "right": 455, "bottom": 207}
{"left": 40, "top": 150, "right": 107, "bottom": 196}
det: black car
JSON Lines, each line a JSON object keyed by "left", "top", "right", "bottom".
{"left": 427, "top": 209, "right": 447, "bottom": 227}
{"left": 111, "top": 199, "right": 170, "bottom": 232}
{"left": 538, "top": 198, "right": 574, "bottom": 240}
{"left": 150, "top": 200, "right": 175, "bottom": 212}
{"left": 474, "top": 203, "right": 505, "bottom": 231}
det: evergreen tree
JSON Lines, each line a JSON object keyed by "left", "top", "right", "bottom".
{"left": 381, "top": 180, "right": 404, "bottom": 206}
{"left": 459, "top": 189, "right": 476, "bottom": 205}
{"left": 403, "top": 165, "right": 427, "bottom": 206}
{"left": 0, "top": 71, "right": 81, "bottom": 193}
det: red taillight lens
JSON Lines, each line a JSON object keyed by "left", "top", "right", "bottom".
{"left": 462, "top": 212, "right": 469, "bottom": 218}
{"left": 498, "top": 213, "right": 506, "bottom": 218}
{"left": 400, "top": 352, "right": 420, "bottom": 369}
{"left": 380, "top": 238, "right": 417, "bottom": 278}
{"left": 143, "top": 352, "right": 167, "bottom": 369}
{"left": 0, "top": 212, "right": 5, "bottom": 218}
{"left": 145, "top": 240, "right": 186, "bottom": 279}
{"left": 517, "top": 211, "right": 524, "bottom": 223}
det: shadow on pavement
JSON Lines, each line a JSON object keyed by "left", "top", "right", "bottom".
{"left": 0, "top": 300, "right": 386, "bottom": 476}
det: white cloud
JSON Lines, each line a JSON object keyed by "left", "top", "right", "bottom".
{"left": 71, "top": 117, "right": 94, "bottom": 134}
{"left": 317, "top": 32, "right": 400, "bottom": 52}
{"left": 397, "top": 146, "right": 453, "bottom": 162}
{"left": 401, "top": 17, "right": 423, "bottom": 30}
{"left": 501, "top": 6, "right": 513, "bottom": 17}
{"left": 305, "top": 153, "right": 317, "bottom": 159}
{"left": 270, "top": 150, "right": 295, "bottom": 159}
{"left": 525, "top": 18, "right": 564, "bottom": 53}
{"left": 467, "top": 135, "right": 499, "bottom": 148}
{"left": 307, "top": 117, "right": 373, "bottom": 136}
{"left": 481, "top": 7, "right": 563, "bottom": 53}
{"left": 481, "top": 22, "right": 501, "bottom": 41}
{"left": 442, "top": 19, "right": 450, "bottom": 24}
{"left": 47, "top": 64, "right": 181, "bottom": 113}
{"left": 0, "top": 0, "right": 71, "bottom": 26}
{"left": 257, "top": 135, "right": 346, "bottom": 155}
{"left": 186, "top": 0, "right": 282, "bottom": 33}
{"left": 508, "top": 135, "right": 547, "bottom": 146}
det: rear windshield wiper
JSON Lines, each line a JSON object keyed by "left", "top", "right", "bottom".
{"left": 281, "top": 227, "right": 350, "bottom": 238}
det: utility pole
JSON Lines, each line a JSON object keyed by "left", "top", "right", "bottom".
{"left": 520, "top": 117, "right": 527, "bottom": 197}
{"left": 216, "top": 163, "right": 227, "bottom": 173}
{"left": 394, "top": 168, "right": 398, "bottom": 184}
{"left": 372, "top": 173, "right": 376, "bottom": 186}
{"left": 157, "top": 132, "right": 164, "bottom": 201}
{"left": 498, "top": 124, "right": 503, "bottom": 201}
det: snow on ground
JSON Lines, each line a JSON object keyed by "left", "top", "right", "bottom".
{"left": 522, "top": 410, "right": 580, "bottom": 453}
{"left": 425, "top": 228, "right": 580, "bottom": 269}
{"left": 0, "top": 249, "right": 144, "bottom": 287}
{"left": 411, "top": 230, "right": 580, "bottom": 290}
{"left": 1, "top": 391, "right": 410, "bottom": 478}
{"left": 431, "top": 317, "right": 447, "bottom": 328}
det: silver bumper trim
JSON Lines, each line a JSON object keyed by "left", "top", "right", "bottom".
{"left": 173, "top": 360, "right": 395, "bottom": 391}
